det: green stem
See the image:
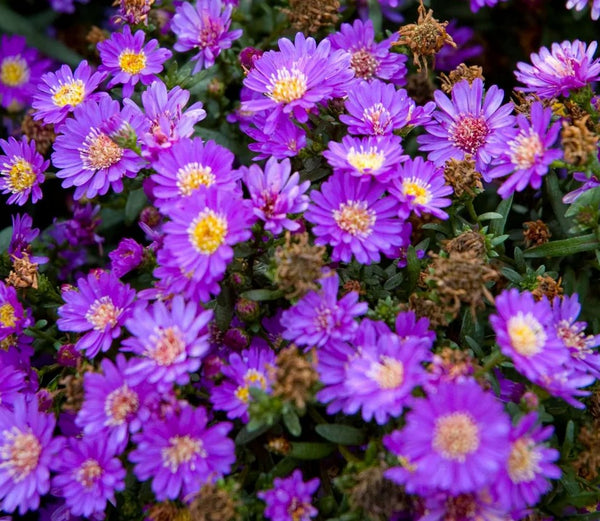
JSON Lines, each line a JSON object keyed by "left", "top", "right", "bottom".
{"left": 475, "top": 349, "right": 505, "bottom": 377}
{"left": 465, "top": 199, "right": 480, "bottom": 225}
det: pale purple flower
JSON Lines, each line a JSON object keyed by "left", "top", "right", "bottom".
{"left": 258, "top": 470, "right": 319, "bottom": 521}
{"left": 0, "top": 136, "right": 47, "bottom": 206}
{"left": 109, "top": 238, "right": 144, "bottom": 278}
{"left": 567, "top": 0, "right": 600, "bottom": 20}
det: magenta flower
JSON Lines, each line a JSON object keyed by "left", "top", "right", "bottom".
{"left": 51, "top": 435, "right": 126, "bottom": 517}
{"left": 0, "top": 136, "right": 47, "bottom": 206}
{"left": 98, "top": 25, "right": 172, "bottom": 98}
{"left": 32, "top": 60, "right": 105, "bottom": 127}
{"left": 129, "top": 405, "right": 235, "bottom": 501}
{"left": 567, "top": 0, "right": 600, "bottom": 20}
{"left": 515, "top": 40, "right": 600, "bottom": 99}
{"left": 420, "top": 490, "right": 508, "bottom": 521}
{"left": 384, "top": 379, "right": 511, "bottom": 495}
{"left": 0, "top": 281, "right": 31, "bottom": 341}
{"left": 171, "top": 0, "right": 242, "bottom": 73}
{"left": 258, "top": 469, "right": 320, "bottom": 521}
{"left": 56, "top": 270, "right": 136, "bottom": 358}
{"left": 395, "top": 310, "right": 436, "bottom": 350}
{"left": 241, "top": 156, "right": 310, "bottom": 235}
{"left": 109, "top": 237, "right": 144, "bottom": 278}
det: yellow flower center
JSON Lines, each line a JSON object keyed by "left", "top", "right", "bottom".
{"left": 85, "top": 296, "right": 122, "bottom": 331}
{"left": 176, "top": 162, "right": 215, "bottom": 196}
{"left": 507, "top": 437, "right": 542, "bottom": 484}
{"left": 148, "top": 326, "right": 186, "bottom": 366}
{"left": 188, "top": 209, "right": 228, "bottom": 255}
{"left": 346, "top": 146, "right": 385, "bottom": 174}
{"left": 51, "top": 79, "right": 86, "bottom": 107}
{"left": 0, "top": 56, "right": 29, "bottom": 87}
{"left": 432, "top": 412, "right": 480, "bottom": 462}
{"left": 0, "top": 428, "right": 41, "bottom": 482}
{"left": 118, "top": 49, "right": 147, "bottom": 75}
{"left": 268, "top": 67, "right": 307, "bottom": 104}
{"left": 162, "top": 435, "right": 206, "bottom": 472}
{"left": 82, "top": 130, "right": 124, "bottom": 171}
{"left": 0, "top": 303, "right": 16, "bottom": 328}
{"left": 333, "top": 200, "right": 375, "bottom": 237}
{"left": 234, "top": 368, "right": 267, "bottom": 403}
{"left": 104, "top": 384, "right": 139, "bottom": 425}
{"left": 76, "top": 459, "right": 103, "bottom": 488}
{"left": 369, "top": 356, "right": 404, "bottom": 390}
{"left": 4, "top": 157, "right": 36, "bottom": 193}
{"left": 509, "top": 130, "right": 544, "bottom": 170}
{"left": 507, "top": 312, "right": 546, "bottom": 357}
{"left": 402, "top": 178, "right": 431, "bottom": 206}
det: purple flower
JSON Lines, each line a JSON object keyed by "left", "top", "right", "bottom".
{"left": 171, "top": 0, "right": 242, "bottom": 73}
{"left": 395, "top": 310, "right": 436, "bottom": 349}
{"left": 0, "top": 35, "right": 50, "bottom": 110}
{"left": 490, "top": 289, "right": 568, "bottom": 383}
{"left": 0, "top": 281, "right": 31, "bottom": 341}
{"left": 129, "top": 405, "right": 235, "bottom": 501}
{"left": 280, "top": 271, "right": 367, "bottom": 349}
{"left": 329, "top": 18, "right": 407, "bottom": 85}
{"left": 324, "top": 135, "right": 407, "bottom": 183}
{"left": 563, "top": 172, "right": 600, "bottom": 204}
{"left": 420, "top": 490, "right": 507, "bottom": 521}
{"left": 258, "top": 469, "right": 320, "bottom": 521}
{"left": 210, "top": 343, "right": 276, "bottom": 421}
{"left": 0, "top": 136, "right": 47, "bottom": 206}
{"left": 245, "top": 112, "right": 307, "bottom": 160}
{"left": 515, "top": 40, "right": 600, "bottom": 99}
{"left": 418, "top": 79, "right": 515, "bottom": 176}
{"left": 57, "top": 270, "right": 136, "bottom": 358}
{"left": 436, "top": 21, "right": 484, "bottom": 72}
{"left": 567, "top": 0, "right": 600, "bottom": 19}
{"left": 51, "top": 435, "right": 126, "bottom": 517}
{"left": 488, "top": 102, "right": 562, "bottom": 198}
{"left": 388, "top": 157, "right": 453, "bottom": 220}
{"left": 241, "top": 157, "right": 309, "bottom": 235}
{"left": 0, "top": 394, "right": 63, "bottom": 514}
{"left": 0, "top": 364, "right": 27, "bottom": 409}
{"left": 469, "top": 0, "right": 508, "bottom": 11}
{"left": 48, "top": 0, "right": 89, "bottom": 13}
{"left": 122, "top": 296, "right": 212, "bottom": 389}
{"left": 52, "top": 94, "right": 146, "bottom": 200}
{"left": 384, "top": 379, "right": 511, "bottom": 495}
{"left": 242, "top": 33, "right": 353, "bottom": 134}
{"left": 305, "top": 173, "right": 410, "bottom": 264}
{"left": 109, "top": 238, "right": 144, "bottom": 278}
{"left": 32, "top": 60, "right": 105, "bottom": 127}
{"left": 98, "top": 25, "right": 172, "bottom": 98}
{"left": 9, "top": 213, "right": 41, "bottom": 261}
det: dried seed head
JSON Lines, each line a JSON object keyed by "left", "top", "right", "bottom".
{"left": 574, "top": 421, "right": 600, "bottom": 480}
{"left": 562, "top": 115, "right": 598, "bottom": 166}
{"left": 21, "top": 111, "right": 55, "bottom": 155}
{"left": 6, "top": 253, "right": 39, "bottom": 290}
{"left": 86, "top": 25, "right": 108, "bottom": 46}
{"left": 439, "top": 63, "right": 484, "bottom": 94}
{"left": 443, "top": 230, "right": 487, "bottom": 259}
{"left": 523, "top": 220, "right": 551, "bottom": 248}
{"left": 530, "top": 275, "right": 563, "bottom": 302}
{"left": 443, "top": 155, "right": 482, "bottom": 198}
{"left": 266, "top": 436, "right": 292, "bottom": 456}
{"left": 342, "top": 279, "right": 365, "bottom": 296}
{"left": 269, "top": 345, "right": 318, "bottom": 411}
{"left": 408, "top": 293, "right": 450, "bottom": 328}
{"left": 146, "top": 502, "right": 182, "bottom": 521}
{"left": 282, "top": 0, "right": 340, "bottom": 35}
{"left": 189, "top": 483, "right": 239, "bottom": 521}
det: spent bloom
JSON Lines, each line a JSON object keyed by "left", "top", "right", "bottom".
{"left": 258, "top": 469, "right": 320, "bottom": 521}
{"left": 0, "top": 136, "right": 47, "bottom": 206}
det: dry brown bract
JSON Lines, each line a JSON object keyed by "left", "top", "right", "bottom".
{"left": 443, "top": 155, "right": 483, "bottom": 198}
{"left": 562, "top": 115, "right": 599, "bottom": 166}
{"left": 443, "top": 230, "right": 487, "bottom": 259}
{"left": 6, "top": 253, "right": 39, "bottom": 290}
{"left": 269, "top": 345, "right": 318, "bottom": 411}
{"left": 523, "top": 220, "right": 551, "bottom": 248}
{"left": 531, "top": 275, "right": 563, "bottom": 301}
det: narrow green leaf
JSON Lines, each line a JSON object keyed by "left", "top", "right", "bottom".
{"left": 124, "top": 188, "right": 147, "bottom": 225}
{"left": 545, "top": 171, "right": 571, "bottom": 235}
{"left": 384, "top": 273, "right": 404, "bottom": 291}
{"left": 240, "top": 289, "right": 284, "bottom": 301}
{"left": 235, "top": 422, "right": 271, "bottom": 445}
{"left": 282, "top": 409, "right": 301, "bottom": 437}
{"left": 478, "top": 212, "right": 503, "bottom": 221}
{"left": 0, "top": 227, "right": 12, "bottom": 254}
{"left": 490, "top": 194, "right": 513, "bottom": 236}
{"left": 523, "top": 234, "right": 600, "bottom": 258}
{"left": 406, "top": 246, "right": 420, "bottom": 293}
{"left": 315, "top": 424, "right": 366, "bottom": 445}
{"left": 562, "top": 420, "right": 575, "bottom": 458}
{"left": 500, "top": 267, "right": 523, "bottom": 284}
{"left": 289, "top": 442, "right": 334, "bottom": 460}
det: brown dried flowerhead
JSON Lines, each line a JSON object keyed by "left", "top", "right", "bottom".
{"left": 282, "top": 0, "right": 340, "bottom": 35}
{"left": 440, "top": 64, "right": 484, "bottom": 94}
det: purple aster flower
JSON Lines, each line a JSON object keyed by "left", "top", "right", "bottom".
{"left": 395, "top": 310, "right": 436, "bottom": 350}
{"left": 76, "top": 354, "right": 154, "bottom": 453}
{"left": 32, "top": 60, "right": 105, "bottom": 127}
{"left": 52, "top": 95, "right": 146, "bottom": 200}
{"left": 0, "top": 136, "right": 47, "bottom": 206}
{"left": 0, "top": 364, "right": 27, "bottom": 409}
{"left": 56, "top": 270, "right": 136, "bottom": 358}
{"left": 339, "top": 80, "right": 413, "bottom": 136}
{"left": 0, "top": 35, "right": 50, "bottom": 110}
{"left": 122, "top": 296, "right": 212, "bottom": 390}
{"left": 48, "top": 0, "right": 89, "bottom": 13}
{"left": 109, "top": 238, "right": 144, "bottom": 278}
{"left": 436, "top": 21, "right": 484, "bottom": 72}
{"left": 419, "top": 490, "right": 508, "bottom": 521}
{"left": 469, "top": 0, "right": 508, "bottom": 11}
{"left": 418, "top": 79, "right": 515, "bottom": 176}
{"left": 384, "top": 379, "right": 511, "bottom": 495}
{"left": 305, "top": 173, "right": 410, "bottom": 264}
{"left": 490, "top": 289, "right": 568, "bottom": 383}
{"left": 488, "top": 101, "right": 562, "bottom": 198}
{"left": 98, "top": 25, "right": 172, "bottom": 98}
{"left": 0, "top": 393, "right": 63, "bottom": 514}
{"left": 563, "top": 172, "right": 600, "bottom": 204}
{"left": 0, "top": 281, "right": 31, "bottom": 341}
{"left": 567, "top": 0, "right": 600, "bottom": 19}
{"left": 389, "top": 157, "right": 453, "bottom": 220}
{"left": 151, "top": 137, "right": 239, "bottom": 211}
{"left": 329, "top": 19, "right": 407, "bottom": 85}
{"left": 129, "top": 405, "right": 235, "bottom": 501}
{"left": 280, "top": 271, "right": 367, "bottom": 349}
{"left": 9, "top": 213, "right": 41, "bottom": 261}
{"left": 51, "top": 435, "right": 126, "bottom": 518}
{"left": 241, "top": 157, "right": 309, "bottom": 235}
{"left": 245, "top": 112, "right": 307, "bottom": 160}
{"left": 258, "top": 469, "right": 320, "bottom": 521}
{"left": 210, "top": 343, "right": 276, "bottom": 421}
{"left": 324, "top": 135, "right": 407, "bottom": 183}
{"left": 515, "top": 40, "right": 600, "bottom": 99}
{"left": 171, "top": 0, "right": 242, "bottom": 73}
{"left": 242, "top": 32, "right": 353, "bottom": 134}
{"left": 535, "top": 367, "right": 594, "bottom": 409}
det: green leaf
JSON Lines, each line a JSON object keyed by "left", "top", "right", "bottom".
{"left": 406, "top": 246, "right": 420, "bottom": 293}
{"left": 478, "top": 212, "right": 503, "bottom": 221}
{"left": 500, "top": 267, "right": 523, "bottom": 284}
{"left": 545, "top": 171, "right": 571, "bottom": 235}
{"left": 235, "top": 422, "right": 272, "bottom": 445}
{"left": 289, "top": 442, "right": 334, "bottom": 460}
{"left": 240, "top": 289, "right": 284, "bottom": 301}
{"left": 124, "top": 188, "right": 147, "bottom": 225}
{"left": 315, "top": 424, "right": 366, "bottom": 445}
{"left": 490, "top": 194, "right": 513, "bottom": 236}
{"left": 0, "top": 226, "right": 12, "bottom": 254}
{"left": 562, "top": 420, "right": 575, "bottom": 458}
{"left": 282, "top": 408, "right": 301, "bottom": 437}
{"left": 384, "top": 273, "right": 404, "bottom": 291}
{"left": 523, "top": 234, "right": 600, "bottom": 258}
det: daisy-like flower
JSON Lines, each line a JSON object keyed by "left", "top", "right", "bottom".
{"left": 324, "top": 135, "right": 407, "bottom": 183}
{"left": 52, "top": 94, "right": 146, "bottom": 200}
{"left": 418, "top": 79, "right": 515, "bottom": 176}
{"left": 51, "top": 435, "right": 126, "bottom": 518}
{"left": 0, "top": 281, "right": 31, "bottom": 341}
{"left": 340, "top": 80, "right": 414, "bottom": 136}
{"left": 129, "top": 405, "right": 235, "bottom": 501}
{"left": 171, "top": 0, "right": 242, "bottom": 73}
{"left": 490, "top": 289, "right": 568, "bottom": 383}
{"left": 384, "top": 379, "right": 511, "bottom": 495}
{"left": 0, "top": 35, "right": 50, "bottom": 110}
{"left": 210, "top": 343, "right": 276, "bottom": 422}
{"left": 0, "top": 393, "right": 63, "bottom": 514}
{"left": 421, "top": 490, "right": 508, "bottom": 521}
{"left": 563, "top": 172, "right": 600, "bottom": 204}
{"left": 122, "top": 296, "right": 212, "bottom": 390}
{"left": 57, "top": 270, "right": 136, "bottom": 358}
{"left": 0, "top": 136, "right": 47, "bottom": 206}
{"left": 245, "top": 112, "right": 307, "bottom": 160}
{"left": 109, "top": 237, "right": 144, "bottom": 278}
{"left": 488, "top": 102, "right": 562, "bottom": 198}
{"left": 32, "top": 60, "right": 105, "bottom": 127}
{"left": 305, "top": 173, "right": 410, "bottom": 264}
{"left": 0, "top": 364, "right": 27, "bottom": 409}
{"left": 97, "top": 25, "right": 172, "bottom": 98}
{"left": 241, "top": 156, "right": 310, "bottom": 235}
{"left": 395, "top": 310, "right": 436, "bottom": 350}
{"left": 151, "top": 137, "right": 239, "bottom": 211}
{"left": 389, "top": 157, "right": 453, "bottom": 220}
{"left": 258, "top": 469, "right": 320, "bottom": 521}
{"left": 515, "top": 40, "right": 600, "bottom": 99}
{"left": 280, "top": 271, "right": 367, "bottom": 349}
{"left": 329, "top": 18, "right": 407, "bottom": 85}
{"left": 242, "top": 32, "right": 353, "bottom": 134}
{"left": 567, "top": 0, "right": 600, "bottom": 20}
